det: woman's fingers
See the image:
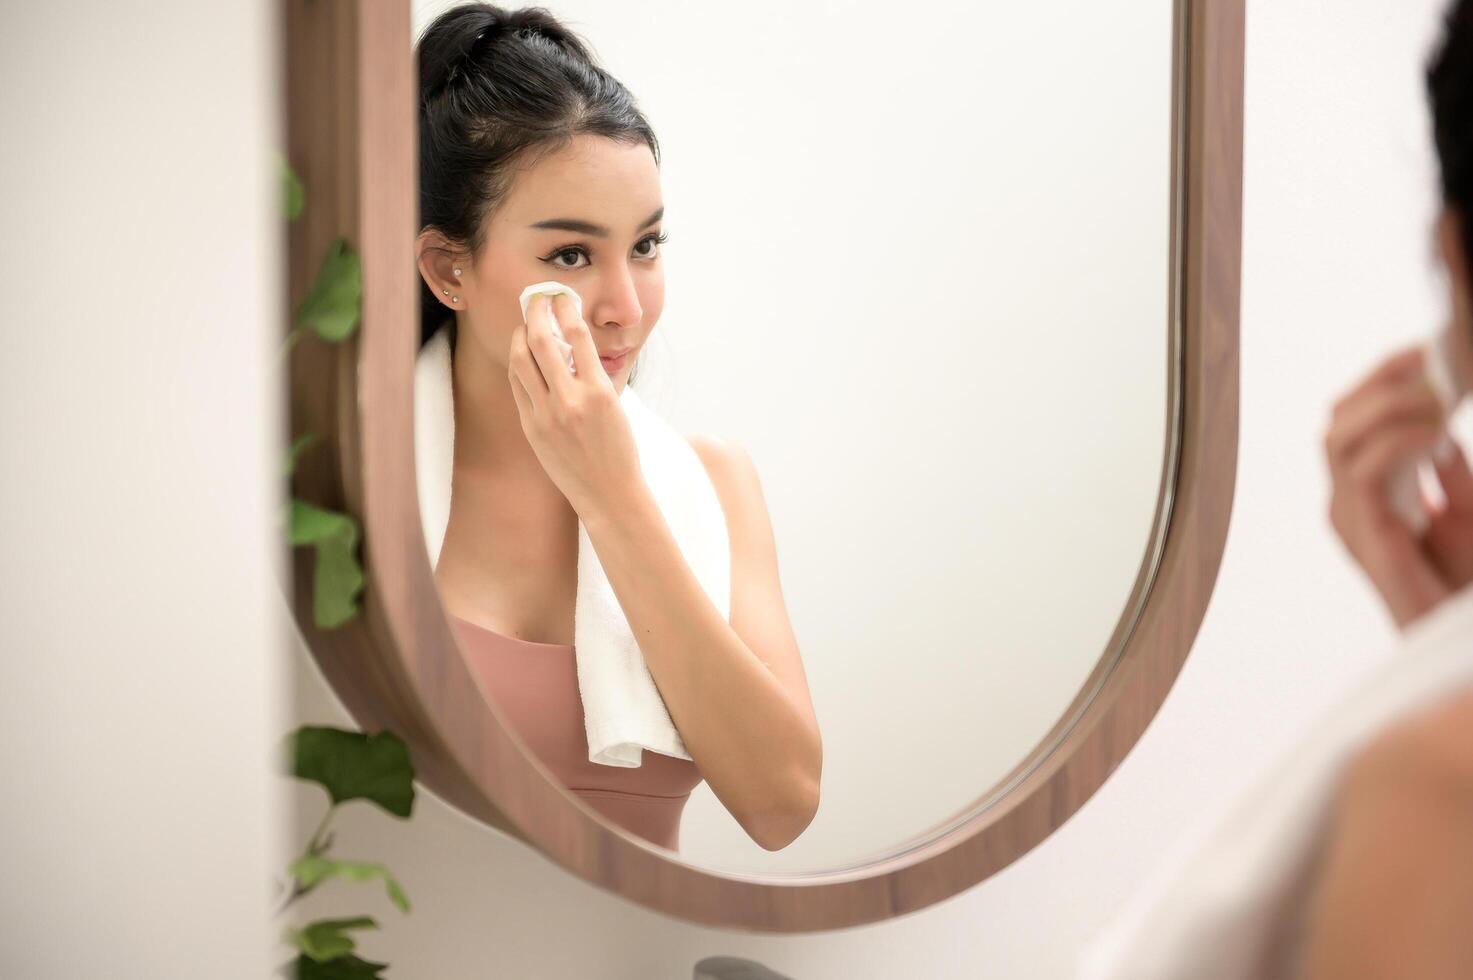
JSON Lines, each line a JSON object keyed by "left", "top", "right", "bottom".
{"left": 546, "top": 293, "right": 583, "bottom": 377}
{"left": 1327, "top": 376, "right": 1444, "bottom": 466}
{"left": 508, "top": 320, "right": 548, "bottom": 412}
{"left": 1432, "top": 435, "right": 1473, "bottom": 513}
{"left": 1369, "top": 538, "right": 1455, "bottom": 630}
{"left": 1423, "top": 435, "right": 1473, "bottom": 590}
{"left": 1337, "top": 344, "right": 1427, "bottom": 406}
{"left": 1344, "top": 420, "right": 1449, "bottom": 496}
{"left": 550, "top": 293, "right": 607, "bottom": 384}
{"left": 1323, "top": 346, "right": 1466, "bottom": 630}
{"left": 524, "top": 294, "right": 577, "bottom": 399}
{"left": 1331, "top": 436, "right": 1454, "bottom": 630}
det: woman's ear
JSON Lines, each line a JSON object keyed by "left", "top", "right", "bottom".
{"left": 416, "top": 228, "right": 467, "bottom": 310}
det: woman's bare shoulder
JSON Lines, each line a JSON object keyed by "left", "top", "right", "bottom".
{"left": 1302, "top": 685, "right": 1473, "bottom": 978}
{"left": 1345, "top": 684, "right": 1473, "bottom": 790}
{"left": 686, "top": 432, "right": 745, "bottom": 470}
{"left": 685, "top": 433, "right": 774, "bottom": 556}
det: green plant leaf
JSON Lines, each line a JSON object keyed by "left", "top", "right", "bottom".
{"left": 295, "top": 238, "right": 362, "bottom": 342}
{"left": 288, "top": 499, "right": 364, "bottom": 629}
{"left": 284, "top": 726, "right": 416, "bottom": 818}
{"left": 293, "top": 952, "right": 389, "bottom": 980}
{"left": 289, "top": 855, "right": 410, "bottom": 913}
{"left": 283, "top": 916, "right": 379, "bottom": 962}
{"left": 278, "top": 154, "right": 306, "bottom": 221}
{"left": 284, "top": 433, "right": 319, "bottom": 478}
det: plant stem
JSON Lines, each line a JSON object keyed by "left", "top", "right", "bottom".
{"left": 273, "top": 802, "right": 337, "bottom": 917}
{"left": 307, "top": 802, "right": 337, "bottom": 856}
{"left": 274, "top": 878, "right": 310, "bottom": 918}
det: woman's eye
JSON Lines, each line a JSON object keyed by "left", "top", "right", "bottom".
{"left": 550, "top": 248, "right": 588, "bottom": 270}
{"left": 544, "top": 233, "right": 667, "bottom": 270}
{"left": 639, "top": 231, "right": 669, "bottom": 257}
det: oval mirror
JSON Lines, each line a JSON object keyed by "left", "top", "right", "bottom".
{"left": 284, "top": 0, "right": 1242, "bottom": 930}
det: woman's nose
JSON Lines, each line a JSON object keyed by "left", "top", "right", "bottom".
{"left": 588, "top": 264, "right": 643, "bottom": 328}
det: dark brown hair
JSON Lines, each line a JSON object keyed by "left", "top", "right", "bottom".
{"left": 1429, "top": 0, "right": 1473, "bottom": 268}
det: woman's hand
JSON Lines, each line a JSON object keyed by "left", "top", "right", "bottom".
{"left": 507, "top": 292, "right": 645, "bottom": 520}
{"left": 1324, "top": 343, "right": 1473, "bottom": 630}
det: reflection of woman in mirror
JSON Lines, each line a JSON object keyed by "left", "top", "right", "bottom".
{"left": 412, "top": 3, "right": 821, "bottom": 853}
{"left": 1082, "top": 4, "right": 1473, "bottom": 976}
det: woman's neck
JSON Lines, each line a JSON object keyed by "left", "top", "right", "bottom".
{"left": 450, "top": 331, "right": 547, "bottom": 474}
{"left": 430, "top": 322, "right": 580, "bottom": 632}
{"left": 444, "top": 326, "right": 578, "bottom": 530}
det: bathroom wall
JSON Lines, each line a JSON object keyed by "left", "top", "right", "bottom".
{"left": 0, "top": 2, "right": 282, "bottom": 977}
{"left": 286, "top": 0, "right": 1470, "bottom": 976}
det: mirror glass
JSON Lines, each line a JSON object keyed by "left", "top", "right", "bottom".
{"left": 411, "top": 0, "right": 1175, "bottom": 874}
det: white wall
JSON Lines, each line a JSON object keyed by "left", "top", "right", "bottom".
{"left": 0, "top": 2, "right": 281, "bottom": 978}
{"left": 288, "top": 0, "right": 1471, "bottom": 976}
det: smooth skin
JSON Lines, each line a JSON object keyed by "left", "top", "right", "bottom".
{"left": 415, "top": 134, "right": 821, "bottom": 851}
{"left": 1309, "top": 209, "right": 1473, "bottom": 978}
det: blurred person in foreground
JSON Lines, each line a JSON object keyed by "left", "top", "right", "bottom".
{"left": 1078, "top": 4, "right": 1473, "bottom": 978}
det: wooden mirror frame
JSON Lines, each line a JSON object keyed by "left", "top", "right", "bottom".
{"left": 285, "top": 0, "right": 1243, "bottom": 932}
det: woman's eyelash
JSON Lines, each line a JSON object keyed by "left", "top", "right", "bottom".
{"left": 543, "top": 232, "right": 669, "bottom": 267}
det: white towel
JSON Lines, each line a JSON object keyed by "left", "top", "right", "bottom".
{"left": 414, "top": 304, "right": 731, "bottom": 768}
{"left": 1076, "top": 585, "right": 1473, "bottom": 980}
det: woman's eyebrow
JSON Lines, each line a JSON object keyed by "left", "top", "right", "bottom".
{"left": 528, "top": 206, "right": 664, "bottom": 237}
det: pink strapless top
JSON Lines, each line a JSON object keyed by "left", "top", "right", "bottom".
{"left": 450, "top": 614, "right": 704, "bottom": 851}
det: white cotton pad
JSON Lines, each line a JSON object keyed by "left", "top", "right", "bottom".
{"left": 518, "top": 280, "right": 583, "bottom": 375}
{"left": 1425, "top": 328, "right": 1469, "bottom": 411}
{"left": 1389, "top": 329, "right": 1470, "bottom": 532}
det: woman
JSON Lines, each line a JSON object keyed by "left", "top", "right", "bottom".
{"left": 1080, "top": 3, "right": 1473, "bottom": 976}
{"left": 1303, "top": 0, "right": 1473, "bottom": 972}
{"left": 412, "top": 4, "right": 821, "bottom": 853}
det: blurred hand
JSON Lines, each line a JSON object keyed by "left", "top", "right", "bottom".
{"left": 1324, "top": 344, "right": 1473, "bottom": 630}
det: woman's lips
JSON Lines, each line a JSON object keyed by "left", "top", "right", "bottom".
{"left": 599, "top": 349, "right": 630, "bottom": 371}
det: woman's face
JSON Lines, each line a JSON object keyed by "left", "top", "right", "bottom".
{"left": 459, "top": 134, "right": 666, "bottom": 390}
{"left": 1439, "top": 209, "right": 1473, "bottom": 385}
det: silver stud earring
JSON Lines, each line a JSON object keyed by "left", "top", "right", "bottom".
{"left": 453, "top": 267, "right": 462, "bottom": 276}
{"left": 441, "top": 288, "right": 449, "bottom": 295}
{"left": 452, "top": 296, "right": 459, "bottom": 303}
